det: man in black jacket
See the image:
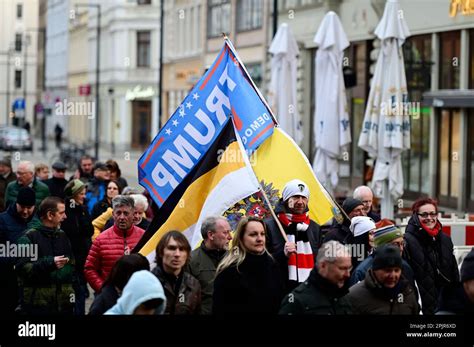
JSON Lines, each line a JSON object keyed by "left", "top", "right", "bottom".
{"left": 265, "top": 179, "right": 322, "bottom": 293}
{"left": 0, "top": 156, "right": 17, "bottom": 212}
{"left": 323, "top": 197, "right": 365, "bottom": 245}
{"left": 62, "top": 179, "right": 93, "bottom": 315}
{"left": 44, "top": 162, "right": 68, "bottom": 199}
{"left": 279, "top": 240, "right": 353, "bottom": 314}
{"left": 0, "top": 187, "right": 36, "bottom": 315}
{"left": 353, "top": 185, "right": 380, "bottom": 222}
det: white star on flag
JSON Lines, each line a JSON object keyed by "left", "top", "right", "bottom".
{"left": 179, "top": 107, "right": 185, "bottom": 117}
{"left": 165, "top": 128, "right": 172, "bottom": 135}
{"left": 186, "top": 101, "right": 193, "bottom": 109}
{"left": 192, "top": 93, "right": 199, "bottom": 100}
{"left": 172, "top": 119, "right": 179, "bottom": 127}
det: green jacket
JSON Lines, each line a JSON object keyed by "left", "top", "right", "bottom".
{"left": 279, "top": 269, "right": 353, "bottom": 315}
{"left": 5, "top": 179, "right": 50, "bottom": 208}
{"left": 188, "top": 244, "right": 226, "bottom": 315}
{"left": 16, "top": 224, "right": 76, "bottom": 315}
{"left": 345, "top": 270, "right": 419, "bottom": 315}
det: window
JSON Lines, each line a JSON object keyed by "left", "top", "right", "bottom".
{"left": 137, "top": 31, "right": 151, "bottom": 67}
{"left": 470, "top": 29, "right": 474, "bottom": 89}
{"left": 402, "top": 35, "right": 432, "bottom": 196}
{"left": 15, "top": 33, "right": 22, "bottom": 52}
{"left": 237, "top": 0, "right": 262, "bottom": 31}
{"left": 279, "top": 0, "right": 323, "bottom": 11}
{"left": 341, "top": 41, "right": 369, "bottom": 182}
{"left": 439, "top": 31, "right": 460, "bottom": 89}
{"left": 15, "top": 70, "right": 22, "bottom": 89}
{"left": 246, "top": 63, "right": 262, "bottom": 88}
{"left": 137, "top": 0, "right": 151, "bottom": 4}
{"left": 438, "top": 109, "right": 461, "bottom": 208}
{"left": 468, "top": 110, "right": 474, "bottom": 209}
{"left": 16, "top": 3, "right": 23, "bottom": 19}
{"left": 207, "top": 0, "right": 230, "bottom": 38}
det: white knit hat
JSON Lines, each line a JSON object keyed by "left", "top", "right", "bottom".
{"left": 350, "top": 216, "right": 376, "bottom": 237}
{"left": 282, "top": 179, "right": 310, "bottom": 201}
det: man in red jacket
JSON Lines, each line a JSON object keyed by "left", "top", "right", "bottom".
{"left": 84, "top": 195, "right": 144, "bottom": 293}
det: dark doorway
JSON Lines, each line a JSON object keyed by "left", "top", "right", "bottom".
{"left": 132, "top": 100, "right": 151, "bottom": 149}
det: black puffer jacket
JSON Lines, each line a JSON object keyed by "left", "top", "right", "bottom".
{"left": 61, "top": 200, "right": 93, "bottom": 275}
{"left": 213, "top": 252, "right": 285, "bottom": 314}
{"left": 403, "top": 214, "right": 459, "bottom": 315}
{"left": 322, "top": 219, "right": 353, "bottom": 245}
{"left": 279, "top": 269, "right": 352, "bottom": 315}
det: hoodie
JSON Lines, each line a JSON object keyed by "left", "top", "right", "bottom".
{"left": 105, "top": 270, "right": 166, "bottom": 315}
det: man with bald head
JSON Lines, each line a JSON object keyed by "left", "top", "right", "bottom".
{"left": 353, "top": 185, "right": 380, "bottom": 222}
{"left": 5, "top": 161, "right": 50, "bottom": 208}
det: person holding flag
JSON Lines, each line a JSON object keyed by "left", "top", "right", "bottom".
{"left": 135, "top": 36, "right": 339, "bottom": 285}
{"left": 265, "top": 179, "right": 322, "bottom": 293}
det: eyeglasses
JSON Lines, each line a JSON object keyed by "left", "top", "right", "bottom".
{"left": 417, "top": 212, "right": 437, "bottom": 218}
{"left": 391, "top": 240, "right": 406, "bottom": 248}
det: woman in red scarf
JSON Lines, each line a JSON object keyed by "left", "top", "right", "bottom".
{"left": 403, "top": 198, "right": 459, "bottom": 315}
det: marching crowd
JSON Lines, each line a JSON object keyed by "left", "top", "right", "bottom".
{"left": 0, "top": 154, "right": 473, "bottom": 316}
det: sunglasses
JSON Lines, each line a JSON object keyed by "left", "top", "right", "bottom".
{"left": 417, "top": 212, "right": 437, "bottom": 218}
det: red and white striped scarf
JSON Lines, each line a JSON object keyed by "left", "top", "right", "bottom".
{"left": 277, "top": 212, "right": 314, "bottom": 282}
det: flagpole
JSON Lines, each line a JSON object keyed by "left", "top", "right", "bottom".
{"left": 228, "top": 112, "right": 287, "bottom": 242}
{"left": 222, "top": 35, "right": 280, "bottom": 126}
{"left": 223, "top": 36, "right": 349, "bottom": 229}
{"left": 259, "top": 183, "right": 288, "bottom": 243}
{"left": 318, "top": 179, "right": 351, "bottom": 224}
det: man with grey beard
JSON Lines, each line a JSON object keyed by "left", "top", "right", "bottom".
{"left": 188, "top": 216, "right": 232, "bottom": 314}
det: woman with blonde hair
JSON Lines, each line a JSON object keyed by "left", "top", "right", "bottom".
{"left": 212, "top": 216, "right": 284, "bottom": 314}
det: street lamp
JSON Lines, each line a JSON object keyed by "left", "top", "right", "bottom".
{"left": 108, "top": 87, "right": 115, "bottom": 155}
{"left": 5, "top": 43, "right": 15, "bottom": 124}
{"left": 21, "top": 32, "right": 31, "bottom": 129}
{"left": 158, "top": 0, "right": 163, "bottom": 130}
{"left": 76, "top": 3, "right": 101, "bottom": 160}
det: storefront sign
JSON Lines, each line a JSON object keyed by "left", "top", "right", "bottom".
{"left": 79, "top": 84, "right": 91, "bottom": 96}
{"left": 125, "top": 85, "right": 155, "bottom": 101}
{"left": 450, "top": 0, "right": 474, "bottom": 17}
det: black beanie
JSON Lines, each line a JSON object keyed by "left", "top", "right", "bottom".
{"left": 461, "top": 248, "right": 474, "bottom": 282}
{"left": 16, "top": 187, "right": 36, "bottom": 207}
{"left": 342, "top": 198, "right": 364, "bottom": 215}
{"left": 372, "top": 244, "right": 402, "bottom": 270}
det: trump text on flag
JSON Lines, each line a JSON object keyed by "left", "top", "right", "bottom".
{"left": 138, "top": 43, "right": 274, "bottom": 208}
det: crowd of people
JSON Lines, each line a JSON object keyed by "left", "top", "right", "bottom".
{"left": 0, "top": 154, "right": 473, "bottom": 316}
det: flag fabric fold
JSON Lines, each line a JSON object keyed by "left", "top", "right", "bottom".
{"left": 252, "top": 127, "right": 337, "bottom": 226}
{"left": 138, "top": 41, "right": 274, "bottom": 209}
{"left": 135, "top": 120, "right": 260, "bottom": 260}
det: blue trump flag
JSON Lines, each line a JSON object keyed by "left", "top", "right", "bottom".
{"left": 138, "top": 40, "right": 275, "bottom": 207}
